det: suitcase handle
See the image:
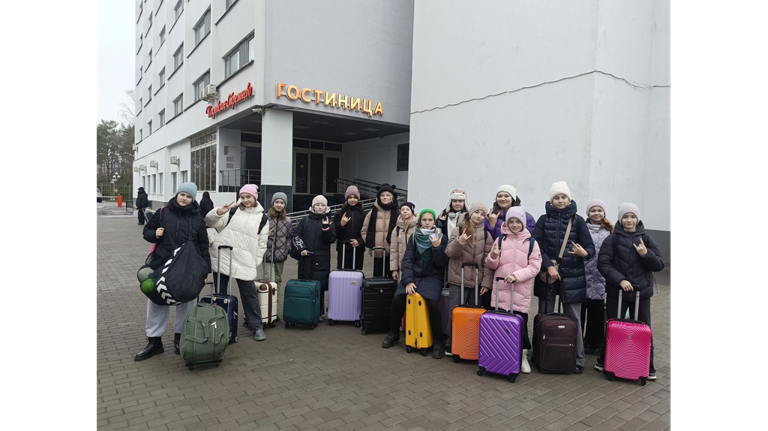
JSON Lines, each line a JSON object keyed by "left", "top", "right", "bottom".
{"left": 217, "top": 245, "right": 234, "bottom": 296}
{"left": 461, "top": 263, "right": 480, "bottom": 305}
{"left": 493, "top": 277, "right": 512, "bottom": 311}
{"left": 341, "top": 240, "right": 356, "bottom": 270}
{"left": 617, "top": 289, "right": 641, "bottom": 320}
{"left": 371, "top": 246, "right": 387, "bottom": 278}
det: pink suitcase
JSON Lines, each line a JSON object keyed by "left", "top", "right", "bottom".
{"left": 603, "top": 290, "right": 652, "bottom": 385}
{"left": 327, "top": 241, "right": 363, "bottom": 326}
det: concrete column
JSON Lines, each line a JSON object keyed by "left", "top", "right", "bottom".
{"left": 261, "top": 110, "right": 294, "bottom": 212}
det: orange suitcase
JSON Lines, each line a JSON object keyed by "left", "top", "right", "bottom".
{"left": 451, "top": 263, "right": 486, "bottom": 363}
{"left": 405, "top": 292, "right": 432, "bottom": 356}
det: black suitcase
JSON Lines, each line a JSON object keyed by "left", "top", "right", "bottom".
{"left": 199, "top": 245, "right": 239, "bottom": 344}
{"left": 360, "top": 247, "right": 397, "bottom": 335}
{"left": 531, "top": 281, "right": 577, "bottom": 373}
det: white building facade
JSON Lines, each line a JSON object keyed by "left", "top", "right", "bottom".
{"left": 134, "top": 0, "right": 670, "bottom": 260}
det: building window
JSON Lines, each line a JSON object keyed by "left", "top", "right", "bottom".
{"left": 226, "top": 0, "right": 236, "bottom": 9}
{"left": 138, "top": 97, "right": 143, "bottom": 113}
{"left": 152, "top": 174, "right": 157, "bottom": 194}
{"left": 181, "top": 170, "right": 188, "bottom": 183}
{"left": 171, "top": 172, "right": 177, "bottom": 194}
{"left": 159, "top": 26, "right": 166, "bottom": 46}
{"left": 147, "top": 49, "right": 152, "bottom": 66}
{"left": 193, "top": 72, "right": 210, "bottom": 102}
{"left": 193, "top": 10, "right": 211, "bottom": 46}
{"left": 224, "top": 35, "right": 254, "bottom": 79}
{"left": 139, "top": 128, "right": 143, "bottom": 141}
{"left": 191, "top": 131, "right": 217, "bottom": 192}
{"left": 159, "top": 109, "right": 165, "bottom": 127}
{"left": 147, "top": 84, "right": 152, "bottom": 102}
{"left": 397, "top": 143, "right": 409, "bottom": 171}
{"left": 148, "top": 120, "right": 152, "bottom": 135}
{"left": 174, "top": 0, "right": 183, "bottom": 20}
{"left": 159, "top": 67, "right": 165, "bottom": 86}
{"left": 173, "top": 44, "right": 184, "bottom": 71}
{"left": 173, "top": 94, "right": 183, "bottom": 116}
{"left": 158, "top": 173, "right": 163, "bottom": 195}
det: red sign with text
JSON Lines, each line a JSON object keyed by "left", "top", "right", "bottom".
{"left": 206, "top": 83, "right": 254, "bottom": 119}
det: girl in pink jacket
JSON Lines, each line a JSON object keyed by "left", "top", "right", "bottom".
{"left": 485, "top": 207, "right": 542, "bottom": 374}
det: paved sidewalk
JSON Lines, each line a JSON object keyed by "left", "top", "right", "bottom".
{"left": 97, "top": 211, "right": 670, "bottom": 431}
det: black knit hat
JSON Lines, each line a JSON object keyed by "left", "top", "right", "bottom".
{"left": 377, "top": 183, "right": 398, "bottom": 199}
{"left": 400, "top": 201, "right": 415, "bottom": 213}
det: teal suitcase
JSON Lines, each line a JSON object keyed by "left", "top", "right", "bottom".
{"left": 283, "top": 278, "right": 321, "bottom": 329}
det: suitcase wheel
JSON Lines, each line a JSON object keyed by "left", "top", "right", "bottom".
{"left": 604, "top": 371, "right": 615, "bottom": 381}
{"left": 640, "top": 377, "right": 647, "bottom": 386}
{"left": 477, "top": 367, "right": 485, "bottom": 376}
{"left": 285, "top": 322, "right": 290, "bottom": 329}
{"left": 421, "top": 349, "right": 428, "bottom": 357}
{"left": 509, "top": 373, "right": 517, "bottom": 383}
{"left": 361, "top": 328, "right": 367, "bottom": 336}
{"left": 453, "top": 355, "right": 460, "bottom": 363}
{"left": 328, "top": 319, "right": 335, "bottom": 326}
{"left": 406, "top": 346, "right": 413, "bottom": 354}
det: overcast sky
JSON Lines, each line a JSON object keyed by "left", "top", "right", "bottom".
{"left": 98, "top": 0, "right": 134, "bottom": 125}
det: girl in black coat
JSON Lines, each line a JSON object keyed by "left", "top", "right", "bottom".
{"left": 334, "top": 185, "right": 366, "bottom": 270}
{"left": 293, "top": 195, "right": 337, "bottom": 320}
{"left": 594, "top": 203, "right": 664, "bottom": 380}
{"left": 136, "top": 182, "right": 211, "bottom": 362}
{"left": 381, "top": 209, "right": 449, "bottom": 359}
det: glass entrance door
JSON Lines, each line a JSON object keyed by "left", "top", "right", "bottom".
{"left": 293, "top": 150, "right": 341, "bottom": 196}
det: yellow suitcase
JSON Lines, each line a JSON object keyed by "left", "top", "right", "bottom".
{"left": 405, "top": 293, "right": 433, "bottom": 356}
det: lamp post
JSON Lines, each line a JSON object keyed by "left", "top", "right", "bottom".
{"left": 112, "top": 173, "right": 122, "bottom": 207}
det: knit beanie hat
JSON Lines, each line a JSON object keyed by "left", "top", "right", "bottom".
{"left": 549, "top": 181, "right": 571, "bottom": 200}
{"left": 468, "top": 202, "right": 489, "bottom": 216}
{"left": 586, "top": 199, "right": 606, "bottom": 213}
{"left": 377, "top": 183, "right": 397, "bottom": 199}
{"left": 449, "top": 189, "right": 468, "bottom": 201}
{"left": 418, "top": 209, "right": 437, "bottom": 224}
{"left": 401, "top": 201, "right": 416, "bottom": 213}
{"left": 312, "top": 195, "right": 328, "bottom": 207}
{"left": 271, "top": 192, "right": 288, "bottom": 205}
{"left": 617, "top": 203, "right": 641, "bottom": 223}
{"left": 506, "top": 207, "right": 527, "bottom": 225}
{"left": 496, "top": 185, "right": 517, "bottom": 200}
{"left": 175, "top": 182, "right": 197, "bottom": 198}
{"left": 345, "top": 185, "right": 360, "bottom": 200}
{"left": 239, "top": 184, "right": 258, "bottom": 200}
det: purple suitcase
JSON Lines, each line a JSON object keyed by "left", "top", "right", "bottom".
{"left": 327, "top": 241, "right": 363, "bottom": 326}
{"left": 477, "top": 277, "right": 524, "bottom": 383}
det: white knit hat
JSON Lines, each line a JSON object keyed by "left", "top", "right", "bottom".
{"left": 618, "top": 203, "right": 641, "bottom": 222}
{"left": 496, "top": 185, "right": 517, "bottom": 200}
{"left": 549, "top": 181, "right": 571, "bottom": 200}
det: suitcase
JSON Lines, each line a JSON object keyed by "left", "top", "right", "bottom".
{"left": 451, "top": 263, "right": 486, "bottom": 363}
{"left": 257, "top": 245, "right": 279, "bottom": 328}
{"left": 603, "top": 290, "right": 652, "bottom": 385}
{"left": 180, "top": 290, "right": 230, "bottom": 369}
{"left": 327, "top": 241, "right": 364, "bottom": 326}
{"left": 477, "top": 277, "right": 524, "bottom": 382}
{"left": 283, "top": 255, "right": 321, "bottom": 329}
{"left": 531, "top": 281, "right": 577, "bottom": 374}
{"left": 360, "top": 247, "right": 397, "bottom": 335}
{"left": 405, "top": 292, "right": 432, "bottom": 355}
{"left": 199, "top": 245, "right": 239, "bottom": 344}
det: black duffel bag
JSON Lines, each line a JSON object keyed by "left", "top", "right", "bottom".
{"left": 140, "top": 241, "right": 208, "bottom": 306}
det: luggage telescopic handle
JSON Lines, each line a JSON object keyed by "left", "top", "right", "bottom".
{"left": 372, "top": 246, "right": 387, "bottom": 277}
{"left": 218, "top": 245, "right": 234, "bottom": 296}
{"left": 617, "top": 289, "right": 641, "bottom": 320}
{"left": 341, "top": 240, "right": 356, "bottom": 270}
{"left": 461, "top": 263, "right": 479, "bottom": 305}
{"left": 494, "top": 277, "right": 507, "bottom": 311}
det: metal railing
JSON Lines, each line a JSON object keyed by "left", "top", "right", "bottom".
{"left": 336, "top": 177, "right": 408, "bottom": 204}
{"left": 219, "top": 169, "right": 261, "bottom": 193}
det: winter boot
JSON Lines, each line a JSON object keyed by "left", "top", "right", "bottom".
{"left": 134, "top": 337, "right": 164, "bottom": 361}
{"left": 381, "top": 331, "right": 400, "bottom": 348}
{"left": 432, "top": 339, "right": 445, "bottom": 359}
{"left": 174, "top": 333, "right": 181, "bottom": 354}
{"left": 521, "top": 349, "right": 531, "bottom": 374}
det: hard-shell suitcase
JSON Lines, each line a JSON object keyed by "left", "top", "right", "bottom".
{"left": 451, "top": 263, "right": 486, "bottom": 363}
{"left": 405, "top": 292, "right": 432, "bottom": 356}
{"left": 531, "top": 281, "right": 577, "bottom": 374}
{"left": 603, "top": 290, "right": 652, "bottom": 385}
{"left": 477, "top": 277, "right": 524, "bottom": 382}
{"left": 248, "top": 244, "right": 279, "bottom": 328}
{"left": 360, "top": 247, "right": 397, "bottom": 335}
{"left": 327, "top": 241, "right": 364, "bottom": 326}
{"left": 199, "top": 245, "right": 239, "bottom": 344}
{"left": 283, "top": 256, "right": 321, "bottom": 329}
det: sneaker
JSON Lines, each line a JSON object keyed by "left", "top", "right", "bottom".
{"left": 381, "top": 331, "right": 400, "bottom": 348}
{"left": 319, "top": 315, "right": 324, "bottom": 322}
{"left": 594, "top": 362, "right": 604, "bottom": 372}
{"left": 253, "top": 328, "right": 267, "bottom": 341}
{"left": 521, "top": 356, "right": 531, "bottom": 374}
{"left": 572, "top": 366, "right": 584, "bottom": 374}
{"left": 648, "top": 372, "right": 657, "bottom": 380}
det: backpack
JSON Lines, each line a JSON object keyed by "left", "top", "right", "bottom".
{"left": 497, "top": 235, "right": 536, "bottom": 262}
{"left": 180, "top": 302, "right": 230, "bottom": 367}
{"left": 226, "top": 207, "right": 269, "bottom": 234}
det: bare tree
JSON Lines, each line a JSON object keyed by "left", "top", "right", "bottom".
{"left": 119, "top": 89, "right": 136, "bottom": 127}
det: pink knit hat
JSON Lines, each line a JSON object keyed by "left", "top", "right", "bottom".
{"left": 345, "top": 185, "right": 360, "bottom": 200}
{"left": 506, "top": 207, "right": 527, "bottom": 225}
{"left": 239, "top": 184, "right": 258, "bottom": 200}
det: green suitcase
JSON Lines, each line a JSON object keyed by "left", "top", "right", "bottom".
{"left": 180, "top": 302, "right": 230, "bottom": 368}
{"left": 283, "top": 279, "right": 321, "bottom": 329}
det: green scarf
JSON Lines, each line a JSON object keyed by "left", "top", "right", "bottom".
{"left": 413, "top": 228, "right": 435, "bottom": 266}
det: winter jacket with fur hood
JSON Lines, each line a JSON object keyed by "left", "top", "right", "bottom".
{"left": 485, "top": 222, "right": 542, "bottom": 313}
{"left": 597, "top": 221, "right": 664, "bottom": 301}
{"left": 445, "top": 218, "right": 495, "bottom": 290}
{"left": 205, "top": 203, "right": 269, "bottom": 281}
{"left": 389, "top": 215, "right": 418, "bottom": 273}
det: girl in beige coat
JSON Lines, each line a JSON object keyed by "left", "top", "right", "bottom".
{"left": 361, "top": 183, "right": 399, "bottom": 277}
{"left": 390, "top": 202, "right": 417, "bottom": 281}
{"left": 444, "top": 202, "right": 495, "bottom": 353}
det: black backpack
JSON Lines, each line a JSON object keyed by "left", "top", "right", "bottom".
{"left": 226, "top": 207, "right": 268, "bottom": 234}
